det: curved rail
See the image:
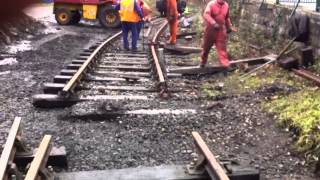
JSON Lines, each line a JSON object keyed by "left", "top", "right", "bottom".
{"left": 62, "top": 31, "right": 122, "bottom": 95}
{"left": 150, "top": 20, "right": 168, "bottom": 90}
{"left": 292, "top": 68, "right": 320, "bottom": 86}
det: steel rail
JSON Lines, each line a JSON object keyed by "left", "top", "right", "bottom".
{"left": 24, "top": 135, "right": 52, "bottom": 180}
{"left": 192, "top": 132, "right": 230, "bottom": 180}
{"left": 292, "top": 68, "right": 320, "bottom": 86}
{"left": 0, "top": 117, "right": 21, "bottom": 180}
{"left": 150, "top": 21, "right": 168, "bottom": 84}
{"left": 62, "top": 31, "right": 122, "bottom": 94}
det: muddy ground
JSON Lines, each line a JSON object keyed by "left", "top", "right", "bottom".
{"left": 0, "top": 4, "right": 319, "bottom": 180}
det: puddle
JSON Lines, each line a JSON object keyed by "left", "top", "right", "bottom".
{"left": 7, "top": 40, "right": 32, "bottom": 54}
{"left": 0, "top": 71, "right": 11, "bottom": 76}
{"left": 0, "top": 58, "right": 18, "bottom": 66}
{"left": 43, "top": 25, "right": 60, "bottom": 34}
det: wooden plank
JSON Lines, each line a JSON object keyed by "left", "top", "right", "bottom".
{"left": 62, "top": 31, "right": 122, "bottom": 93}
{"left": 0, "top": 117, "right": 21, "bottom": 180}
{"left": 97, "top": 65, "right": 151, "bottom": 72}
{"left": 95, "top": 85, "right": 155, "bottom": 92}
{"left": 25, "top": 135, "right": 52, "bottom": 180}
{"left": 102, "top": 57, "right": 148, "bottom": 61}
{"left": 86, "top": 76, "right": 150, "bottom": 82}
{"left": 230, "top": 57, "right": 267, "bottom": 65}
{"left": 101, "top": 60, "right": 150, "bottom": 65}
{"left": 192, "top": 132, "right": 230, "bottom": 180}
{"left": 169, "top": 65, "right": 225, "bottom": 75}
{"left": 164, "top": 45, "right": 202, "bottom": 53}
{"left": 93, "top": 70, "right": 151, "bottom": 77}
{"left": 103, "top": 53, "right": 147, "bottom": 58}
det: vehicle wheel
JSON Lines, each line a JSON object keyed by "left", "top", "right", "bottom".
{"left": 55, "top": 8, "right": 73, "bottom": 25}
{"left": 98, "top": 6, "right": 121, "bottom": 28}
{"left": 71, "top": 11, "right": 81, "bottom": 24}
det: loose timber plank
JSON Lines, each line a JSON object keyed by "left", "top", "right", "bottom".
{"left": 192, "top": 132, "right": 230, "bottom": 180}
{"left": 164, "top": 45, "right": 202, "bottom": 53}
{"left": 169, "top": 65, "right": 226, "bottom": 75}
{"left": 0, "top": 117, "right": 21, "bottom": 180}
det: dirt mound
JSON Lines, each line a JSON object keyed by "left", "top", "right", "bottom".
{"left": 0, "top": 13, "right": 45, "bottom": 46}
{"left": 0, "top": 1, "right": 44, "bottom": 45}
{"left": 0, "top": 0, "right": 37, "bottom": 22}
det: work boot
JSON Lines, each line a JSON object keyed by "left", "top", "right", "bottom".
{"left": 220, "top": 60, "right": 230, "bottom": 68}
{"left": 166, "top": 39, "right": 176, "bottom": 45}
{"left": 131, "top": 48, "right": 138, "bottom": 52}
{"left": 199, "top": 59, "right": 207, "bottom": 68}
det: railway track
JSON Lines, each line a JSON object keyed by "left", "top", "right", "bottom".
{"left": 0, "top": 117, "right": 259, "bottom": 180}
{"left": 0, "top": 117, "right": 67, "bottom": 180}
{"left": 32, "top": 18, "right": 199, "bottom": 108}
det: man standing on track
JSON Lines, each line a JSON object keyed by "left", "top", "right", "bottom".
{"left": 116, "top": 0, "right": 144, "bottom": 51}
{"left": 200, "top": 0, "right": 237, "bottom": 68}
{"left": 166, "top": 0, "right": 179, "bottom": 45}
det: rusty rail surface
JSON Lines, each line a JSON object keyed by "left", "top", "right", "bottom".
{"left": 292, "top": 68, "right": 320, "bottom": 86}
{"left": 62, "top": 31, "right": 122, "bottom": 94}
{"left": 150, "top": 20, "right": 168, "bottom": 87}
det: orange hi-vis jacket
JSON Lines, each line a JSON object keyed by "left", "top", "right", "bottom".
{"left": 119, "top": 0, "right": 140, "bottom": 22}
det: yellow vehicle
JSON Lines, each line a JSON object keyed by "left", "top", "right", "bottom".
{"left": 54, "top": 0, "right": 120, "bottom": 28}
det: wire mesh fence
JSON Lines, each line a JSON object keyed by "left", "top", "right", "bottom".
{"left": 274, "top": 0, "right": 320, "bottom": 11}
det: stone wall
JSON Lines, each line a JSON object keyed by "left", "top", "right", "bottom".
{"left": 239, "top": 0, "right": 320, "bottom": 57}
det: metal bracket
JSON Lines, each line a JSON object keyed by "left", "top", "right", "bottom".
{"left": 8, "top": 162, "right": 23, "bottom": 180}
{"left": 186, "top": 155, "right": 206, "bottom": 175}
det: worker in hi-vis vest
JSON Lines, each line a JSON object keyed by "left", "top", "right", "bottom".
{"left": 116, "top": 0, "right": 144, "bottom": 51}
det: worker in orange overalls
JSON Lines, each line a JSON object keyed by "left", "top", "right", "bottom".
{"left": 166, "top": 0, "right": 179, "bottom": 45}
{"left": 116, "top": 0, "right": 144, "bottom": 51}
{"left": 200, "top": 0, "right": 237, "bottom": 68}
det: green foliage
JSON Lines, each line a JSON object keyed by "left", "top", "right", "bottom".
{"left": 201, "top": 83, "right": 221, "bottom": 98}
{"left": 263, "top": 88, "right": 320, "bottom": 163}
{"left": 311, "top": 58, "right": 320, "bottom": 74}
{"left": 222, "top": 67, "right": 296, "bottom": 94}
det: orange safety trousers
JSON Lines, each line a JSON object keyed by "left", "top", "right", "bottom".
{"left": 166, "top": 0, "right": 178, "bottom": 44}
{"left": 201, "top": 26, "right": 229, "bottom": 67}
{"left": 168, "top": 20, "right": 178, "bottom": 44}
{"left": 200, "top": 0, "right": 231, "bottom": 67}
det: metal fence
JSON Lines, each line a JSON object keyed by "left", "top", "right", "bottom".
{"left": 275, "top": 0, "right": 320, "bottom": 11}
{"left": 277, "top": 0, "right": 316, "bottom": 3}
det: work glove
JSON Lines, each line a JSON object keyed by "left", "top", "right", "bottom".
{"left": 227, "top": 26, "right": 237, "bottom": 33}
